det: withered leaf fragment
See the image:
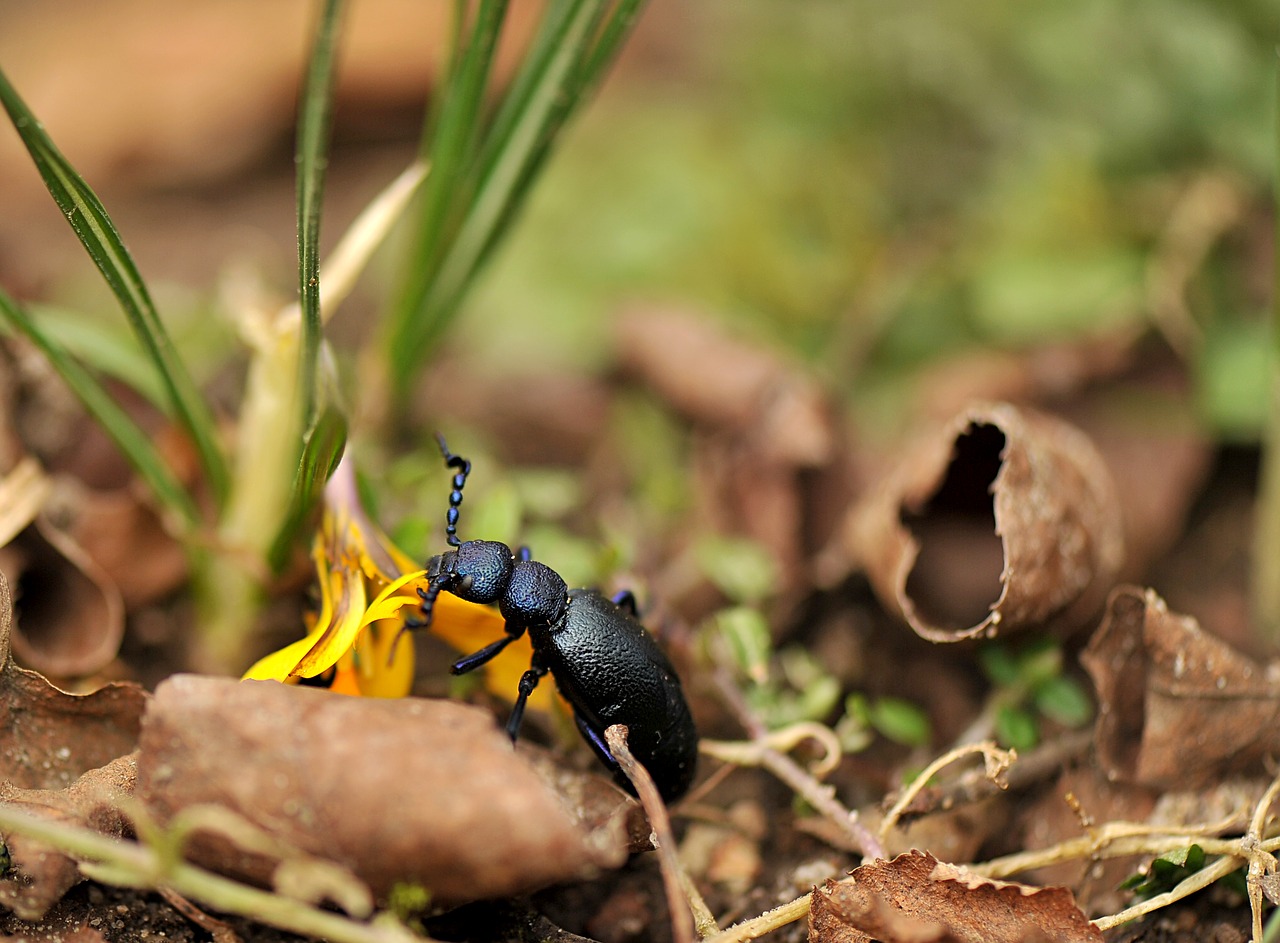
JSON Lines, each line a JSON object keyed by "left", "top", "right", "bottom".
{"left": 0, "top": 572, "right": 147, "bottom": 919}
{"left": 134, "top": 676, "right": 629, "bottom": 904}
{"left": 1082, "top": 586, "right": 1280, "bottom": 788}
{"left": 808, "top": 850, "right": 1101, "bottom": 943}
{"left": 848, "top": 402, "right": 1123, "bottom": 642}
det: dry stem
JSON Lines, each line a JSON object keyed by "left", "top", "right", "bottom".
{"left": 605, "top": 724, "right": 713, "bottom": 942}
{"left": 0, "top": 803, "right": 417, "bottom": 943}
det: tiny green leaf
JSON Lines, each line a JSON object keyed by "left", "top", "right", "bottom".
{"left": 711, "top": 606, "right": 773, "bottom": 682}
{"left": 1033, "top": 675, "right": 1094, "bottom": 728}
{"left": 694, "top": 534, "right": 779, "bottom": 605}
{"left": 995, "top": 705, "right": 1039, "bottom": 751}
{"left": 268, "top": 404, "right": 348, "bottom": 572}
{"left": 868, "top": 697, "right": 933, "bottom": 748}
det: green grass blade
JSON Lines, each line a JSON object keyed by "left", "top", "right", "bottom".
{"left": 0, "top": 288, "right": 200, "bottom": 528}
{"left": 268, "top": 403, "right": 348, "bottom": 572}
{"left": 0, "top": 66, "right": 229, "bottom": 509}
{"left": 5, "top": 303, "right": 170, "bottom": 410}
{"left": 466, "top": 0, "right": 647, "bottom": 277}
{"left": 296, "top": 0, "right": 346, "bottom": 435}
{"left": 386, "top": 0, "right": 510, "bottom": 378}
{"left": 388, "top": 0, "right": 649, "bottom": 391}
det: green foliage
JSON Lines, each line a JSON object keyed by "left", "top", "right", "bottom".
{"left": 980, "top": 638, "right": 1094, "bottom": 750}
{"left": 0, "top": 66, "right": 229, "bottom": 510}
{"left": 1117, "top": 844, "right": 1245, "bottom": 902}
{"left": 843, "top": 694, "right": 933, "bottom": 749}
{"left": 386, "top": 0, "right": 648, "bottom": 395}
{"left": 694, "top": 535, "right": 780, "bottom": 607}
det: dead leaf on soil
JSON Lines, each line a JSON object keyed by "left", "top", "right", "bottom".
{"left": 134, "top": 675, "right": 631, "bottom": 905}
{"left": 52, "top": 478, "right": 188, "bottom": 609}
{"left": 1082, "top": 585, "right": 1280, "bottom": 789}
{"left": 844, "top": 402, "right": 1124, "bottom": 642}
{"left": 0, "top": 515, "right": 125, "bottom": 680}
{"left": 808, "top": 850, "right": 1101, "bottom": 943}
{"left": 0, "top": 453, "right": 126, "bottom": 679}
{"left": 0, "top": 572, "right": 148, "bottom": 919}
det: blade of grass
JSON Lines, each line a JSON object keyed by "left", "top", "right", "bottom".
{"left": 0, "top": 65, "right": 229, "bottom": 510}
{"left": 0, "top": 287, "right": 200, "bottom": 528}
{"left": 269, "top": 403, "right": 348, "bottom": 572}
{"left": 414, "top": 0, "right": 510, "bottom": 260}
{"left": 466, "top": 0, "right": 647, "bottom": 278}
{"left": 385, "top": 0, "right": 510, "bottom": 381}
{"left": 1253, "top": 54, "right": 1280, "bottom": 642}
{"left": 388, "top": 0, "right": 649, "bottom": 391}
{"left": 0, "top": 303, "right": 169, "bottom": 409}
{"left": 296, "top": 0, "right": 346, "bottom": 434}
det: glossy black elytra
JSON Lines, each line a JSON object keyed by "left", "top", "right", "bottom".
{"left": 402, "top": 434, "right": 698, "bottom": 803}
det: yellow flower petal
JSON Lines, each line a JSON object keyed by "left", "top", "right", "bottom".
{"left": 292, "top": 565, "right": 368, "bottom": 679}
{"left": 242, "top": 630, "right": 324, "bottom": 681}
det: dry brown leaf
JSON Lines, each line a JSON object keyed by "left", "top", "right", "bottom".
{"left": 53, "top": 480, "right": 188, "bottom": 609}
{"left": 1082, "top": 585, "right": 1280, "bottom": 788}
{"left": 845, "top": 402, "right": 1123, "bottom": 642}
{"left": 0, "top": 515, "right": 125, "bottom": 679}
{"left": 0, "top": 572, "right": 147, "bottom": 919}
{"left": 134, "top": 675, "right": 631, "bottom": 905}
{"left": 808, "top": 850, "right": 1101, "bottom": 943}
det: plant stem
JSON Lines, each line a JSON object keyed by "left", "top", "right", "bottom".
{"left": 1253, "top": 58, "right": 1280, "bottom": 646}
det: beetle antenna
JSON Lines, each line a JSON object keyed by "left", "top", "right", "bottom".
{"left": 435, "top": 432, "right": 471, "bottom": 548}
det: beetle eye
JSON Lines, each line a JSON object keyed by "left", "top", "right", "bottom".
{"left": 451, "top": 540, "right": 513, "bottom": 604}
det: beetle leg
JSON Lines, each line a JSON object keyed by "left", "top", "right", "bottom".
{"left": 505, "top": 653, "right": 549, "bottom": 742}
{"left": 610, "top": 589, "right": 639, "bottom": 617}
{"left": 573, "top": 712, "right": 620, "bottom": 771}
{"left": 449, "top": 625, "right": 526, "bottom": 675}
{"left": 516, "top": 545, "right": 532, "bottom": 562}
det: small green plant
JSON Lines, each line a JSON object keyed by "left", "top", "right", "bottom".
{"left": 978, "top": 638, "right": 1094, "bottom": 751}
{"left": 1119, "top": 844, "right": 1248, "bottom": 902}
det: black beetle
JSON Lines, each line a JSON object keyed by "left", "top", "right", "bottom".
{"left": 404, "top": 434, "right": 698, "bottom": 803}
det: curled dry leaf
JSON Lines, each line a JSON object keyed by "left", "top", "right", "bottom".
{"left": 0, "top": 572, "right": 147, "bottom": 919}
{"left": 844, "top": 402, "right": 1123, "bottom": 642}
{"left": 0, "top": 458, "right": 126, "bottom": 678}
{"left": 134, "top": 675, "right": 630, "bottom": 905}
{"left": 808, "top": 850, "right": 1101, "bottom": 943}
{"left": 1, "top": 515, "right": 125, "bottom": 679}
{"left": 1082, "top": 585, "right": 1280, "bottom": 789}
{"left": 52, "top": 477, "right": 188, "bottom": 609}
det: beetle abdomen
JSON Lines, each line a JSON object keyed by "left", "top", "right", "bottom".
{"left": 539, "top": 590, "right": 698, "bottom": 800}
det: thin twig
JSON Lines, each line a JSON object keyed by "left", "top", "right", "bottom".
{"left": 879, "top": 741, "right": 1014, "bottom": 848}
{"left": 0, "top": 803, "right": 416, "bottom": 943}
{"left": 893, "top": 729, "right": 1091, "bottom": 822}
{"left": 700, "top": 892, "right": 812, "bottom": 943}
{"left": 1093, "top": 853, "right": 1246, "bottom": 931}
{"left": 1245, "top": 771, "right": 1280, "bottom": 943}
{"left": 159, "top": 888, "right": 242, "bottom": 943}
{"left": 605, "top": 725, "right": 707, "bottom": 943}
{"left": 710, "top": 671, "right": 883, "bottom": 860}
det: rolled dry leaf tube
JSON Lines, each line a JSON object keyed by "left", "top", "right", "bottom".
{"left": 1082, "top": 585, "right": 1280, "bottom": 788}
{"left": 849, "top": 402, "right": 1124, "bottom": 642}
